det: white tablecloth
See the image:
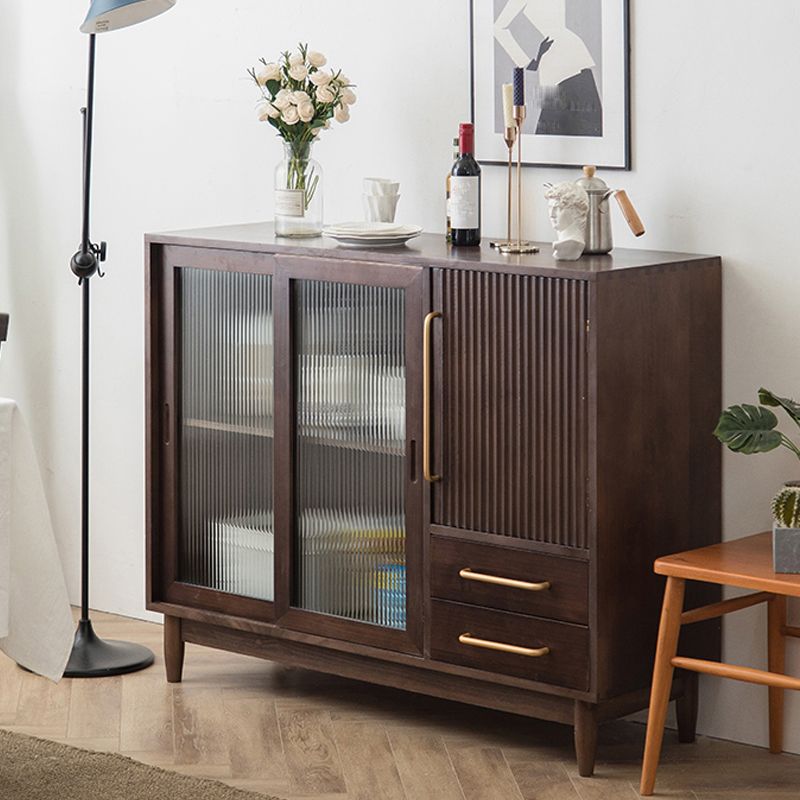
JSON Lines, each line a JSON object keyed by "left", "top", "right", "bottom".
{"left": 0, "top": 399, "right": 73, "bottom": 681}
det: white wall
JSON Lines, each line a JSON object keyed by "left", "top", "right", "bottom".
{"left": 1, "top": 0, "right": 799, "bottom": 753}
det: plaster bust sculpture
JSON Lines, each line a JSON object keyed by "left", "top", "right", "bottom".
{"left": 544, "top": 181, "right": 590, "bottom": 261}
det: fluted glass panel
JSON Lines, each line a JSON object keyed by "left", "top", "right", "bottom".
{"left": 179, "top": 268, "right": 274, "bottom": 601}
{"left": 295, "top": 281, "right": 406, "bottom": 629}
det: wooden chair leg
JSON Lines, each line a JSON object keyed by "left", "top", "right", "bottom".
{"left": 574, "top": 700, "right": 598, "bottom": 777}
{"left": 164, "top": 615, "right": 185, "bottom": 683}
{"left": 768, "top": 595, "right": 786, "bottom": 754}
{"left": 640, "top": 576, "right": 686, "bottom": 797}
{"left": 675, "top": 669, "right": 698, "bottom": 744}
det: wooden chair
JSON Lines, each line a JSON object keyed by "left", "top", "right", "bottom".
{"left": 640, "top": 532, "right": 800, "bottom": 795}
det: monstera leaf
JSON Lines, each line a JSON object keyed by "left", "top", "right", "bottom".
{"left": 714, "top": 404, "right": 782, "bottom": 454}
{"left": 758, "top": 388, "right": 800, "bottom": 427}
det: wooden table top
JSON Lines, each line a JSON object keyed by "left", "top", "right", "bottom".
{"left": 655, "top": 532, "right": 800, "bottom": 597}
{"left": 145, "top": 223, "right": 719, "bottom": 282}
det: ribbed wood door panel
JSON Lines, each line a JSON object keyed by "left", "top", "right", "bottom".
{"left": 432, "top": 270, "right": 589, "bottom": 549}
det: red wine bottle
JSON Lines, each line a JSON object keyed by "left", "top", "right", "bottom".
{"left": 450, "top": 123, "right": 481, "bottom": 247}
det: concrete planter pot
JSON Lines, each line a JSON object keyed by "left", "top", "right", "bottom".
{"left": 773, "top": 523, "right": 800, "bottom": 574}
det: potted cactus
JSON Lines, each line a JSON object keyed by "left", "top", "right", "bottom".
{"left": 714, "top": 388, "right": 800, "bottom": 573}
{"left": 772, "top": 483, "right": 800, "bottom": 572}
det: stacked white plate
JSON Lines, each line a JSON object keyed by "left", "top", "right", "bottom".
{"left": 323, "top": 222, "right": 422, "bottom": 248}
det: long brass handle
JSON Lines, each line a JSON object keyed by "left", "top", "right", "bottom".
{"left": 458, "top": 633, "right": 550, "bottom": 658}
{"left": 423, "top": 311, "right": 442, "bottom": 483}
{"left": 459, "top": 568, "right": 551, "bottom": 592}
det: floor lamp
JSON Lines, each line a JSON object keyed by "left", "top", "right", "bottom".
{"left": 65, "top": 0, "right": 176, "bottom": 678}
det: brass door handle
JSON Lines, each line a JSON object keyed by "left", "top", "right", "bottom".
{"left": 458, "top": 633, "right": 550, "bottom": 658}
{"left": 423, "top": 311, "right": 442, "bottom": 482}
{"left": 459, "top": 568, "right": 551, "bottom": 592}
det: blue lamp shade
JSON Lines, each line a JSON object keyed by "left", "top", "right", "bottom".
{"left": 80, "top": 0, "right": 175, "bottom": 33}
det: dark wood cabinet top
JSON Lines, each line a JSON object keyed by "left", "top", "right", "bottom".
{"left": 146, "top": 222, "right": 718, "bottom": 281}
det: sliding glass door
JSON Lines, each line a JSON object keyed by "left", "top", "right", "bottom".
{"left": 158, "top": 252, "right": 423, "bottom": 649}
{"left": 275, "top": 258, "right": 424, "bottom": 653}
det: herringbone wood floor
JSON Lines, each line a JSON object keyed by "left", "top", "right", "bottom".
{"left": 2, "top": 611, "right": 800, "bottom": 799}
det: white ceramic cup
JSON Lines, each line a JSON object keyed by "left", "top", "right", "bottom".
{"left": 363, "top": 177, "right": 400, "bottom": 197}
{"left": 363, "top": 193, "right": 400, "bottom": 223}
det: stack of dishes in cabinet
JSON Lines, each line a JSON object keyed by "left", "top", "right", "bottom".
{"left": 209, "top": 512, "right": 274, "bottom": 601}
{"left": 322, "top": 222, "right": 422, "bottom": 248}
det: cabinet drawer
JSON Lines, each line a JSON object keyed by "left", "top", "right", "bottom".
{"left": 430, "top": 536, "right": 588, "bottom": 624}
{"left": 430, "top": 600, "right": 589, "bottom": 690}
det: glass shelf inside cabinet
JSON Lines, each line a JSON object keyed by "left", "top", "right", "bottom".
{"left": 179, "top": 268, "right": 275, "bottom": 602}
{"left": 295, "top": 280, "right": 407, "bottom": 629}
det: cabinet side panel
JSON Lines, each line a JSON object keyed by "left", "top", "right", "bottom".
{"left": 594, "top": 260, "right": 722, "bottom": 699}
{"left": 146, "top": 242, "right": 163, "bottom": 606}
{"left": 433, "top": 270, "right": 589, "bottom": 550}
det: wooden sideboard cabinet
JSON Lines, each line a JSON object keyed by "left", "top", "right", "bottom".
{"left": 145, "top": 224, "right": 722, "bottom": 776}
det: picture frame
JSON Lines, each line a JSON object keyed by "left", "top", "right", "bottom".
{"left": 470, "top": 0, "right": 631, "bottom": 170}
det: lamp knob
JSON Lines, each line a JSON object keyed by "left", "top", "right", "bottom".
{"left": 70, "top": 249, "right": 98, "bottom": 279}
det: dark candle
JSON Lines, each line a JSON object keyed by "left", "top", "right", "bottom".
{"left": 513, "top": 67, "right": 525, "bottom": 106}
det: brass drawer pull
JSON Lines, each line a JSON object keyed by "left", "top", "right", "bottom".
{"left": 458, "top": 633, "right": 550, "bottom": 658}
{"left": 459, "top": 568, "right": 551, "bottom": 592}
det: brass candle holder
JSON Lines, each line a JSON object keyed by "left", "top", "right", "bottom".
{"left": 498, "top": 106, "right": 538, "bottom": 255}
{"left": 490, "top": 125, "right": 517, "bottom": 250}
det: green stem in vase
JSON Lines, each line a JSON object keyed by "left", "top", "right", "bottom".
{"left": 286, "top": 143, "right": 318, "bottom": 211}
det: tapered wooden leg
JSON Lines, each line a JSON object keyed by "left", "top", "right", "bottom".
{"left": 164, "top": 615, "right": 185, "bottom": 683}
{"left": 640, "top": 577, "right": 686, "bottom": 796}
{"left": 675, "top": 669, "right": 698, "bottom": 744}
{"left": 767, "top": 595, "right": 786, "bottom": 754}
{"left": 574, "top": 700, "right": 598, "bottom": 777}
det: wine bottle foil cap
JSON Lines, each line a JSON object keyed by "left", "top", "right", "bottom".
{"left": 458, "top": 123, "right": 475, "bottom": 154}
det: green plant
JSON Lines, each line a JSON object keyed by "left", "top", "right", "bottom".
{"left": 714, "top": 387, "right": 800, "bottom": 460}
{"left": 773, "top": 484, "right": 800, "bottom": 528}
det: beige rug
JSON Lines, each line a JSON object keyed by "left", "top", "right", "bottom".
{"left": 0, "top": 729, "right": 284, "bottom": 800}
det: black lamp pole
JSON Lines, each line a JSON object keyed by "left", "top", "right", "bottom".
{"left": 64, "top": 33, "right": 154, "bottom": 678}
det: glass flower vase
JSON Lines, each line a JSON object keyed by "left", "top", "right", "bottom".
{"left": 274, "top": 141, "right": 323, "bottom": 237}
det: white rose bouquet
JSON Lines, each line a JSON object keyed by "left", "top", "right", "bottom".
{"left": 248, "top": 43, "right": 356, "bottom": 214}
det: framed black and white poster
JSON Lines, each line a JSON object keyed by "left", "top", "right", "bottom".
{"left": 470, "top": 0, "right": 630, "bottom": 170}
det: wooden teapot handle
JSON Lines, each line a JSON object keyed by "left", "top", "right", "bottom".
{"left": 614, "top": 190, "right": 645, "bottom": 237}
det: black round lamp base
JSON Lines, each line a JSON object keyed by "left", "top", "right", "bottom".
{"left": 63, "top": 620, "right": 154, "bottom": 678}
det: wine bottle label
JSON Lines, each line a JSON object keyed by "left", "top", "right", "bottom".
{"left": 449, "top": 176, "right": 479, "bottom": 229}
{"left": 275, "top": 189, "right": 305, "bottom": 218}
